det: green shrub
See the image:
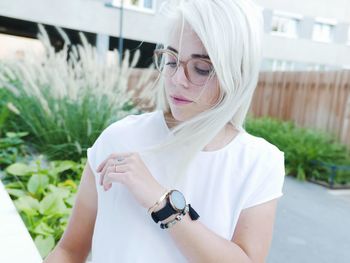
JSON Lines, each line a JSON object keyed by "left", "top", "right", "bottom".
{"left": 245, "top": 116, "right": 350, "bottom": 185}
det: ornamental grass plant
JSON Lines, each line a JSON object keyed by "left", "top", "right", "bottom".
{"left": 0, "top": 24, "right": 147, "bottom": 162}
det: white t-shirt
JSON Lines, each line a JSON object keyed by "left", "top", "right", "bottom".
{"left": 87, "top": 110, "right": 285, "bottom": 263}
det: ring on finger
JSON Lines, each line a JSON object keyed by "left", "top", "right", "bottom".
{"left": 114, "top": 157, "right": 124, "bottom": 164}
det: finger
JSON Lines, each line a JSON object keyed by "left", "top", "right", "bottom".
{"left": 99, "top": 153, "right": 131, "bottom": 183}
{"left": 103, "top": 172, "right": 128, "bottom": 189}
{"left": 96, "top": 154, "right": 113, "bottom": 172}
{"left": 99, "top": 159, "right": 115, "bottom": 185}
{"left": 99, "top": 162, "right": 130, "bottom": 186}
{"left": 114, "top": 164, "right": 129, "bottom": 173}
{"left": 96, "top": 152, "right": 133, "bottom": 172}
{"left": 104, "top": 183, "right": 112, "bottom": 191}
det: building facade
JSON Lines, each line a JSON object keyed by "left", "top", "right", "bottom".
{"left": 0, "top": 0, "right": 350, "bottom": 69}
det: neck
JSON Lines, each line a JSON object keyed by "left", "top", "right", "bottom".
{"left": 202, "top": 122, "right": 237, "bottom": 151}
{"left": 163, "top": 111, "right": 239, "bottom": 151}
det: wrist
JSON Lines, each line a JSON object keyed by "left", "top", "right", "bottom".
{"left": 152, "top": 198, "right": 167, "bottom": 213}
{"left": 149, "top": 189, "right": 200, "bottom": 229}
{"left": 147, "top": 186, "right": 168, "bottom": 212}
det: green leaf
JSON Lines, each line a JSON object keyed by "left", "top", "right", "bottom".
{"left": 5, "top": 181, "right": 24, "bottom": 189}
{"left": 6, "top": 131, "right": 29, "bottom": 138}
{"left": 6, "top": 188, "right": 26, "bottom": 198}
{"left": 39, "top": 193, "right": 67, "bottom": 215}
{"left": 47, "top": 185, "right": 70, "bottom": 199}
{"left": 5, "top": 162, "right": 33, "bottom": 176}
{"left": 14, "top": 196, "right": 40, "bottom": 216}
{"left": 65, "top": 195, "right": 76, "bottom": 207}
{"left": 27, "top": 173, "right": 49, "bottom": 194}
{"left": 33, "top": 222, "right": 55, "bottom": 236}
{"left": 34, "top": 235, "right": 55, "bottom": 259}
{"left": 58, "top": 179, "right": 77, "bottom": 189}
{"left": 51, "top": 160, "right": 75, "bottom": 175}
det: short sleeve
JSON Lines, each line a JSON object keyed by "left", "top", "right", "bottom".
{"left": 86, "top": 115, "right": 132, "bottom": 179}
{"left": 87, "top": 136, "right": 102, "bottom": 177}
{"left": 242, "top": 149, "right": 286, "bottom": 209}
{"left": 86, "top": 126, "right": 111, "bottom": 180}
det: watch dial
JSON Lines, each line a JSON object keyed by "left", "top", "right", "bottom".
{"left": 170, "top": 190, "right": 186, "bottom": 210}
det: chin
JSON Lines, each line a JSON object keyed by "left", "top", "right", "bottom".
{"left": 166, "top": 95, "right": 196, "bottom": 122}
{"left": 169, "top": 106, "right": 185, "bottom": 121}
{"left": 169, "top": 105, "right": 195, "bottom": 122}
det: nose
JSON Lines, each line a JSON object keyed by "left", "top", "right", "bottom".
{"left": 171, "top": 63, "right": 190, "bottom": 89}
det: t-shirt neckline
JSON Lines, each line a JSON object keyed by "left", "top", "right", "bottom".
{"left": 157, "top": 110, "right": 245, "bottom": 155}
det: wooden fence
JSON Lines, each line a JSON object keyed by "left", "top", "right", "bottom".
{"left": 253, "top": 71, "right": 350, "bottom": 147}
{"left": 129, "top": 69, "right": 350, "bottom": 147}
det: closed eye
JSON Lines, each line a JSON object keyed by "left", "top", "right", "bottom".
{"left": 166, "top": 62, "right": 177, "bottom": 68}
{"left": 195, "top": 67, "right": 211, "bottom": 76}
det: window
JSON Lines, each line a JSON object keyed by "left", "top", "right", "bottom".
{"left": 261, "top": 59, "right": 296, "bottom": 71}
{"left": 271, "top": 11, "right": 300, "bottom": 38}
{"left": 112, "top": 0, "right": 155, "bottom": 11}
{"left": 312, "top": 18, "right": 336, "bottom": 42}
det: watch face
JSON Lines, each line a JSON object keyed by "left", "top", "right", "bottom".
{"left": 169, "top": 190, "right": 186, "bottom": 211}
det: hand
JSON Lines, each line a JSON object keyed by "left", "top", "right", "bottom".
{"left": 96, "top": 152, "right": 167, "bottom": 209}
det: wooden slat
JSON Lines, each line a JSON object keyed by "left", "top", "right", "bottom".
{"left": 252, "top": 71, "right": 350, "bottom": 148}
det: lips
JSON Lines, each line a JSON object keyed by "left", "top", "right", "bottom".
{"left": 170, "top": 95, "right": 192, "bottom": 102}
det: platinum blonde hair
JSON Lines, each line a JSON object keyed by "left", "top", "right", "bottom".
{"left": 141, "top": 0, "right": 263, "bottom": 188}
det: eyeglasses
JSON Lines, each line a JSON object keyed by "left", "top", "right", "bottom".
{"left": 153, "top": 49, "right": 215, "bottom": 86}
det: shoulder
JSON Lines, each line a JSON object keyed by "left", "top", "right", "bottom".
{"left": 91, "top": 110, "right": 163, "bottom": 153}
{"left": 239, "top": 131, "right": 284, "bottom": 169}
{"left": 239, "top": 132, "right": 286, "bottom": 209}
{"left": 101, "top": 111, "right": 160, "bottom": 138}
{"left": 87, "top": 111, "right": 160, "bottom": 170}
{"left": 241, "top": 131, "right": 283, "bottom": 155}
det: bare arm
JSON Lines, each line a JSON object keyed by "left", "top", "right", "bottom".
{"left": 44, "top": 162, "right": 98, "bottom": 263}
{"left": 162, "top": 198, "right": 279, "bottom": 263}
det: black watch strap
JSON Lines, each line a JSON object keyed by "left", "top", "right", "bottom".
{"left": 151, "top": 200, "right": 177, "bottom": 223}
{"left": 151, "top": 203, "right": 200, "bottom": 223}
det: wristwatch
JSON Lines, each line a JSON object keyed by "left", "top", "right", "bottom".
{"left": 151, "top": 189, "right": 200, "bottom": 223}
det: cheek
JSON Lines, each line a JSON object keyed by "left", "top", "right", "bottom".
{"left": 163, "top": 79, "right": 171, "bottom": 96}
{"left": 201, "top": 80, "right": 220, "bottom": 105}
{"left": 210, "top": 86, "right": 220, "bottom": 103}
{"left": 164, "top": 77, "right": 174, "bottom": 93}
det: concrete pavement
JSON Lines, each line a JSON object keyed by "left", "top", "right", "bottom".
{"left": 268, "top": 176, "right": 350, "bottom": 263}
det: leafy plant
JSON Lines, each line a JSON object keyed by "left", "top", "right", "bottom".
{"left": 0, "top": 131, "right": 30, "bottom": 169}
{"left": 3, "top": 156, "right": 85, "bottom": 258}
{"left": 0, "top": 87, "right": 21, "bottom": 137}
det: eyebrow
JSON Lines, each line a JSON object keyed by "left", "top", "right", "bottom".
{"left": 167, "top": 45, "right": 210, "bottom": 60}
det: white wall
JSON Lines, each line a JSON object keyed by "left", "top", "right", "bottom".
{"left": 257, "top": 0, "right": 350, "bottom": 68}
{"left": 0, "top": 34, "right": 44, "bottom": 59}
{"left": 0, "top": 0, "right": 165, "bottom": 43}
{"left": 263, "top": 34, "right": 350, "bottom": 67}
{"left": 256, "top": 0, "right": 350, "bottom": 23}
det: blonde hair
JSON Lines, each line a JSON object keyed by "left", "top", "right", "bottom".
{"left": 141, "top": 0, "right": 263, "bottom": 188}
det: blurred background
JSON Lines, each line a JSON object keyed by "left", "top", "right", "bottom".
{"left": 0, "top": 0, "right": 349, "bottom": 262}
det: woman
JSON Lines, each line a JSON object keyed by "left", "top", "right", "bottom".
{"left": 45, "top": 0, "right": 285, "bottom": 262}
